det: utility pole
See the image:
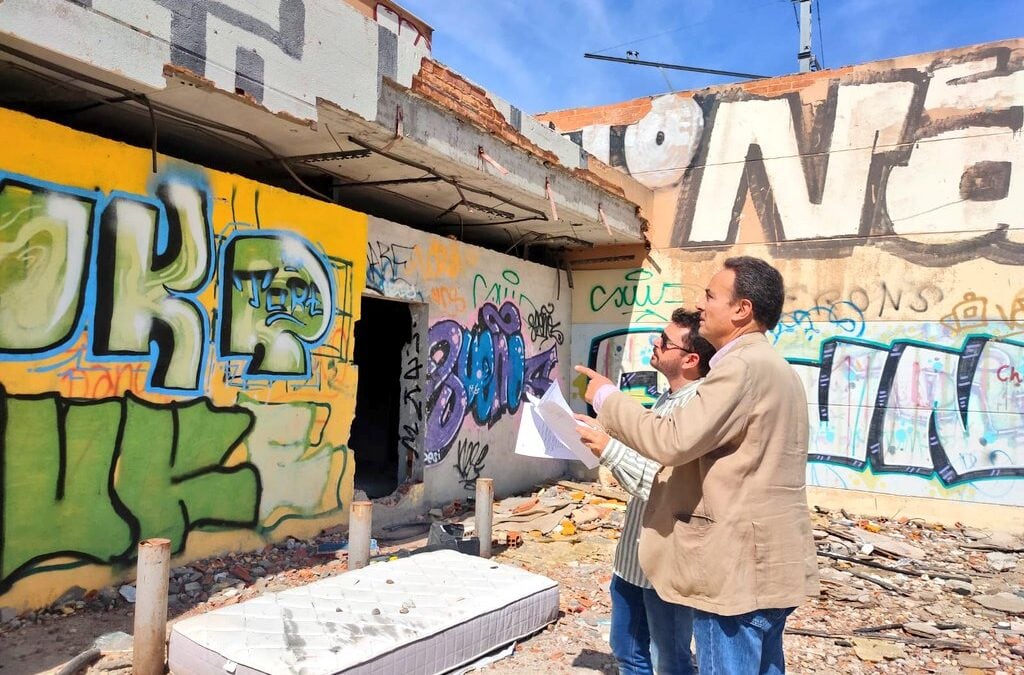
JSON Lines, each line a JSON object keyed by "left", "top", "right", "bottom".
{"left": 797, "top": 0, "right": 814, "bottom": 73}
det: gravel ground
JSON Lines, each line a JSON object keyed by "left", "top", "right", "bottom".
{"left": 1, "top": 480, "right": 1021, "bottom": 674}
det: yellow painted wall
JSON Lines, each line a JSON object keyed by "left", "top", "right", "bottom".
{"left": 0, "top": 108, "right": 366, "bottom": 609}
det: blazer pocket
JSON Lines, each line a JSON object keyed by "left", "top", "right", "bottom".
{"left": 670, "top": 515, "right": 710, "bottom": 599}
{"left": 699, "top": 520, "right": 757, "bottom": 604}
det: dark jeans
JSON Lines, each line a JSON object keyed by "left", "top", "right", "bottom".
{"left": 609, "top": 574, "right": 695, "bottom": 675}
{"left": 692, "top": 607, "right": 794, "bottom": 674}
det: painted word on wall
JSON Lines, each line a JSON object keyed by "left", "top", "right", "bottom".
{"left": 564, "top": 46, "right": 1023, "bottom": 263}
{"left": 0, "top": 388, "right": 258, "bottom": 592}
{"left": 0, "top": 173, "right": 338, "bottom": 393}
{"left": 425, "top": 301, "right": 558, "bottom": 464}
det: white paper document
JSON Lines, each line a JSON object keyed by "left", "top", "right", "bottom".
{"left": 515, "top": 381, "right": 600, "bottom": 469}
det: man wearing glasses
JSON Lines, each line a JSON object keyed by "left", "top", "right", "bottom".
{"left": 577, "top": 258, "right": 819, "bottom": 675}
{"left": 597, "top": 308, "right": 715, "bottom": 675}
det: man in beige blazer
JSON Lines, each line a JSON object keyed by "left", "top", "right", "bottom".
{"left": 576, "top": 257, "right": 819, "bottom": 674}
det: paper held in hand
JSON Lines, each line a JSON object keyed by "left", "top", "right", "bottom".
{"left": 515, "top": 380, "right": 600, "bottom": 469}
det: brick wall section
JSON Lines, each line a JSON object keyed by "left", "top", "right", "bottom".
{"left": 537, "top": 97, "right": 654, "bottom": 132}
{"left": 537, "top": 66, "right": 864, "bottom": 132}
{"left": 412, "top": 59, "right": 625, "bottom": 198}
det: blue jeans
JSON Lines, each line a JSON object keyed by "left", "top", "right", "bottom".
{"left": 692, "top": 607, "right": 794, "bottom": 675}
{"left": 609, "top": 574, "right": 695, "bottom": 675}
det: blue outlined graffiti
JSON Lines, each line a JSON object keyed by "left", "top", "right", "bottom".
{"left": 587, "top": 327, "right": 1023, "bottom": 486}
{"left": 425, "top": 301, "right": 558, "bottom": 465}
{"left": 791, "top": 334, "right": 1024, "bottom": 485}
{"left": 771, "top": 301, "right": 866, "bottom": 344}
{"left": 0, "top": 173, "right": 99, "bottom": 358}
{"left": 1, "top": 171, "right": 214, "bottom": 394}
{"left": 91, "top": 175, "right": 215, "bottom": 394}
{"left": 217, "top": 231, "right": 335, "bottom": 380}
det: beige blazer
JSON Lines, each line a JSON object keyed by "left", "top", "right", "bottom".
{"left": 598, "top": 332, "right": 820, "bottom": 616}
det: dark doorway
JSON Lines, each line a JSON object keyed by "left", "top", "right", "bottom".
{"left": 350, "top": 296, "right": 411, "bottom": 498}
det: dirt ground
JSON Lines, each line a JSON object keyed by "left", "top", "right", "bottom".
{"left": 1, "top": 479, "right": 1022, "bottom": 674}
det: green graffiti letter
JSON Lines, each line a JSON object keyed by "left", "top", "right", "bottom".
{"left": 92, "top": 180, "right": 211, "bottom": 392}
{"left": 0, "top": 178, "right": 94, "bottom": 352}
{"left": 219, "top": 233, "right": 334, "bottom": 377}
{"left": 0, "top": 389, "right": 131, "bottom": 589}
{"left": 115, "top": 395, "right": 258, "bottom": 551}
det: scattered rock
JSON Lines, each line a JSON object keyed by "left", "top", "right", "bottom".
{"left": 903, "top": 621, "right": 943, "bottom": 638}
{"left": 986, "top": 552, "right": 1019, "bottom": 572}
{"left": 117, "top": 585, "right": 136, "bottom": 603}
{"left": 92, "top": 630, "right": 133, "bottom": 652}
{"left": 852, "top": 637, "right": 907, "bottom": 661}
{"left": 958, "top": 653, "right": 998, "bottom": 669}
{"left": 946, "top": 580, "right": 975, "bottom": 596}
{"left": 975, "top": 593, "right": 1024, "bottom": 614}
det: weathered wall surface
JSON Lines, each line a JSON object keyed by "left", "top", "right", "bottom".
{"left": 559, "top": 41, "right": 1024, "bottom": 508}
{"left": 0, "top": 0, "right": 430, "bottom": 122}
{"left": 0, "top": 107, "right": 367, "bottom": 609}
{"left": 365, "top": 217, "right": 570, "bottom": 503}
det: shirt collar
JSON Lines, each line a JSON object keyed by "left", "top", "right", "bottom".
{"left": 708, "top": 331, "right": 764, "bottom": 369}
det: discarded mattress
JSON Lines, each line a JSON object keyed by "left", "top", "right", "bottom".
{"left": 168, "top": 549, "right": 559, "bottom": 675}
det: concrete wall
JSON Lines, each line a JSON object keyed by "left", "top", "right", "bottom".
{"left": 0, "top": 0, "right": 430, "bottom": 122}
{"left": 0, "top": 107, "right": 368, "bottom": 609}
{"left": 557, "top": 41, "right": 1024, "bottom": 508}
{"left": 365, "top": 217, "right": 570, "bottom": 504}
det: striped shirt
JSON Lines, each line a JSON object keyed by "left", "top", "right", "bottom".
{"left": 600, "top": 379, "right": 703, "bottom": 588}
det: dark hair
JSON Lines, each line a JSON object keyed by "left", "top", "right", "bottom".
{"left": 671, "top": 308, "right": 717, "bottom": 377}
{"left": 722, "top": 256, "right": 785, "bottom": 331}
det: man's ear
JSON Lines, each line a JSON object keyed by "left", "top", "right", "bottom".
{"left": 734, "top": 297, "right": 753, "bottom": 321}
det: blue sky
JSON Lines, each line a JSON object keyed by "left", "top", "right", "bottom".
{"left": 398, "top": 0, "right": 1023, "bottom": 114}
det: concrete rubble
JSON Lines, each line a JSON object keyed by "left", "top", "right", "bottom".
{"left": 1, "top": 479, "right": 1022, "bottom": 674}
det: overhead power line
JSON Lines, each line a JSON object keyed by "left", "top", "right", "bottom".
{"left": 583, "top": 53, "right": 769, "bottom": 80}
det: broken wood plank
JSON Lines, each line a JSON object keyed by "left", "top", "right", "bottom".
{"left": 785, "top": 628, "right": 971, "bottom": 651}
{"left": 817, "top": 550, "right": 974, "bottom": 583}
{"left": 849, "top": 569, "right": 909, "bottom": 595}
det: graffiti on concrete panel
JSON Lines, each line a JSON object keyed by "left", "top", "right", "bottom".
{"left": 454, "top": 440, "right": 488, "bottom": 490}
{"left": 425, "top": 301, "right": 558, "bottom": 464}
{"left": 365, "top": 240, "right": 421, "bottom": 300}
{"left": 153, "top": 0, "right": 304, "bottom": 103}
{"left": 0, "top": 177, "right": 95, "bottom": 355}
{"left": 771, "top": 301, "right": 866, "bottom": 345}
{"left": 0, "top": 172, "right": 344, "bottom": 392}
{"left": 794, "top": 335, "right": 1023, "bottom": 484}
{"left": 587, "top": 330, "right": 1023, "bottom": 485}
{"left": 218, "top": 231, "right": 335, "bottom": 380}
{"left": 0, "top": 387, "right": 258, "bottom": 593}
{"left": 586, "top": 328, "right": 661, "bottom": 410}
{"left": 941, "top": 290, "right": 1024, "bottom": 337}
{"left": 236, "top": 395, "right": 343, "bottom": 526}
{"left": 526, "top": 303, "right": 564, "bottom": 345}
{"left": 566, "top": 50, "right": 1023, "bottom": 264}
{"left": 93, "top": 178, "right": 214, "bottom": 393}
{"left": 588, "top": 269, "right": 699, "bottom": 322}
{"left": 399, "top": 320, "right": 424, "bottom": 463}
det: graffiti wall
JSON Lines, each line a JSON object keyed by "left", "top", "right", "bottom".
{"left": 365, "top": 217, "right": 570, "bottom": 503}
{"left": 557, "top": 40, "right": 1024, "bottom": 507}
{"left": 0, "top": 107, "right": 366, "bottom": 608}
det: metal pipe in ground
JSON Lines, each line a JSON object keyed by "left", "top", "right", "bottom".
{"left": 476, "top": 478, "right": 494, "bottom": 559}
{"left": 132, "top": 538, "right": 171, "bottom": 675}
{"left": 348, "top": 501, "right": 373, "bottom": 570}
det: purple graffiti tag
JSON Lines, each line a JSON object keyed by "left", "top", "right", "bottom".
{"left": 425, "top": 320, "right": 465, "bottom": 465}
{"left": 424, "top": 301, "right": 558, "bottom": 465}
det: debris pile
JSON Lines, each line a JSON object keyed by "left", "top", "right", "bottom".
{"left": 1, "top": 480, "right": 1021, "bottom": 674}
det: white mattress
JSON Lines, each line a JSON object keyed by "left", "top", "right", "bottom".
{"left": 168, "top": 550, "right": 559, "bottom": 675}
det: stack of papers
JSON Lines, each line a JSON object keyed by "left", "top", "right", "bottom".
{"left": 515, "top": 381, "right": 600, "bottom": 469}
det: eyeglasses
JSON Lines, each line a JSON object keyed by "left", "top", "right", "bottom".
{"left": 655, "top": 331, "right": 693, "bottom": 353}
